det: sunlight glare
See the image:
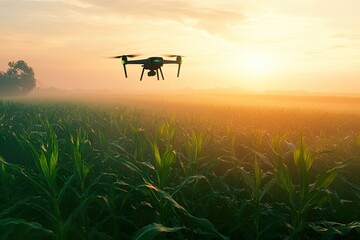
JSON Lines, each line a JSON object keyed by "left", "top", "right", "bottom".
{"left": 243, "top": 53, "right": 273, "bottom": 77}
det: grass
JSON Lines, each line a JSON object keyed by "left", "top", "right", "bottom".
{"left": 0, "top": 94, "right": 359, "bottom": 239}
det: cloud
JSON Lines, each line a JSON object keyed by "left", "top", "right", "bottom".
{"left": 0, "top": 0, "right": 245, "bottom": 45}
{"left": 77, "top": 0, "right": 245, "bottom": 39}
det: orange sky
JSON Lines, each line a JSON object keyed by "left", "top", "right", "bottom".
{"left": 1, "top": 0, "right": 360, "bottom": 93}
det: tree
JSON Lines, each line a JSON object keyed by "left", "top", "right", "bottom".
{"left": 0, "top": 60, "right": 36, "bottom": 96}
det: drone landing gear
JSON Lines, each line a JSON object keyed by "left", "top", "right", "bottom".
{"left": 139, "top": 67, "right": 165, "bottom": 81}
{"left": 155, "top": 68, "right": 165, "bottom": 81}
{"left": 159, "top": 68, "right": 164, "bottom": 80}
{"left": 140, "top": 66, "right": 145, "bottom": 81}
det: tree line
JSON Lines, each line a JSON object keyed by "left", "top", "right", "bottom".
{"left": 0, "top": 60, "right": 36, "bottom": 96}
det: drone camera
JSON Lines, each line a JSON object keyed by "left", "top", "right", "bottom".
{"left": 148, "top": 70, "right": 156, "bottom": 77}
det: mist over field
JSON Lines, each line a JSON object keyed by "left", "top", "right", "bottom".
{"left": 22, "top": 88, "right": 360, "bottom": 113}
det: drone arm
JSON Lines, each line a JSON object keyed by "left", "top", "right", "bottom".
{"left": 162, "top": 60, "right": 178, "bottom": 64}
{"left": 126, "top": 59, "right": 148, "bottom": 65}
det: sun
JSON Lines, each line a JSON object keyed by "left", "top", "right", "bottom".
{"left": 243, "top": 53, "right": 273, "bottom": 77}
{"left": 228, "top": 51, "right": 279, "bottom": 90}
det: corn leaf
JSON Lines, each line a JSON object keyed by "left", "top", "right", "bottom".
{"left": 133, "top": 223, "right": 183, "bottom": 240}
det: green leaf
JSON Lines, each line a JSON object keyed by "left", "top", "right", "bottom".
{"left": 39, "top": 151, "right": 49, "bottom": 179}
{"left": 254, "top": 155, "right": 261, "bottom": 194}
{"left": 153, "top": 144, "right": 161, "bottom": 167}
{"left": 293, "top": 137, "right": 314, "bottom": 171}
{"left": 309, "top": 221, "right": 360, "bottom": 239}
{"left": 275, "top": 160, "right": 295, "bottom": 205}
{"left": 293, "top": 137, "right": 313, "bottom": 201}
{"left": 138, "top": 181, "right": 229, "bottom": 240}
{"left": 260, "top": 178, "right": 276, "bottom": 201}
{"left": 49, "top": 133, "right": 58, "bottom": 178}
{"left": 0, "top": 218, "right": 54, "bottom": 236}
{"left": 314, "top": 169, "right": 338, "bottom": 190}
{"left": 313, "top": 161, "right": 349, "bottom": 191}
{"left": 20, "top": 167, "right": 52, "bottom": 200}
{"left": 133, "top": 223, "right": 183, "bottom": 240}
{"left": 241, "top": 168, "right": 255, "bottom": 192}
{"left": 171, "top": 175, "right": 207, "bottom": 196}
{"left": 185, "top": 213, "right": 229, "bottom": 240}
{"left": 58, "top": 174, "right": 75, "bottom": 203}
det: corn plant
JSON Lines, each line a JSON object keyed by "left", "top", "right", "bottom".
{"left": 152, "top": 143, "right": 176, "bottom": 189}
{"left": 236, "top": 154, "right": 276, "bottom": 240}
{"left": 273, "top": 137, "right": 348, "bottom": 239}
{"left": 132, "top": 126, "right": 149, "bottom": 162}
{"left": 157, "top": 116, "right": 178, "bottom": 148}
{"left": 65, "top": 129, "right": 92, "bottom": 238}
{"left": 25, "top": 124, "right": 74, "bottom": 240}
{"left": 183, "top": 130, "right": 205, "bottom": 175}
{"left": 68, "top": 129, "right": 91, "bottom": 193}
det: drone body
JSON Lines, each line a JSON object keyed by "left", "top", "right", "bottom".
{"left": 110, "top": 55, "right": 182, "bottom": 81}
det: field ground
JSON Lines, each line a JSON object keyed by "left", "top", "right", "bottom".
{"left": 0, "top": 91, "right": 360, "bottom": 239}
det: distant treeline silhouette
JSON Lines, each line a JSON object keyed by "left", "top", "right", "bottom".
{"left": 0, "top": 60, "right": 36, "bottom": 96}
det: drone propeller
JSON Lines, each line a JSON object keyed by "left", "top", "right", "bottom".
{"left": 162, "top": 54, "right": 185, "bottom": 57}
{"left": 108, "top": 54, "right": 142, "bottom": 58}
{"left": 108, "top": 54, "right": 141, "bottom": 78}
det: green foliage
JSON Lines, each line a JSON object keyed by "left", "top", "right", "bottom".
{"left": 183, "top": 130, "right": 205, "bottom": 174}
{"left": 152, "top": 143, "right": 176, "bottom": 189}
{"left": 273, "top": 137, "right": 350, "bottom": 239}
{"left": 68, "top": 129, "right": 91, "bottom": 192}
{"left": 137, "top": 181, "right": 229, "bottom": 240}
{"left": 132, "top": 126, "right": 149, "bottom": 162}
{"left": 157, "top": 116, "right": 178, "bottom": 147}
{"left": 0, "top": 157, "right": 10, "bottom": 196}
{"left": 0, "top": 218, "right": 54, "bottom": 239}
{"left": 0, "top": 100, "right": 359, "bottom": 240}
{"left": 309, "top": 221, "right": 360, "bottom": 239}
{"left": 133, "top": 223, "right": 183, "bottom": 240}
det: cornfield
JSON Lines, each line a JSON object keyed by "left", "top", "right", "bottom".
{"left": 0, "top": 95, "right": 359, "bottom": 239}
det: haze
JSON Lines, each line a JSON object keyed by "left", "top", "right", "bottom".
{"left": 1, "top": 0, "right": 360, "bottom": 94}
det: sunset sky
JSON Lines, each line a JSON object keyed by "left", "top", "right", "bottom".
{"left": 1, "top": 0, "right": 360, "bottom": 93}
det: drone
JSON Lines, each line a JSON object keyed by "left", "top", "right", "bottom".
{"left": 109, "top": 54, "right": 183, "bottom": 81}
